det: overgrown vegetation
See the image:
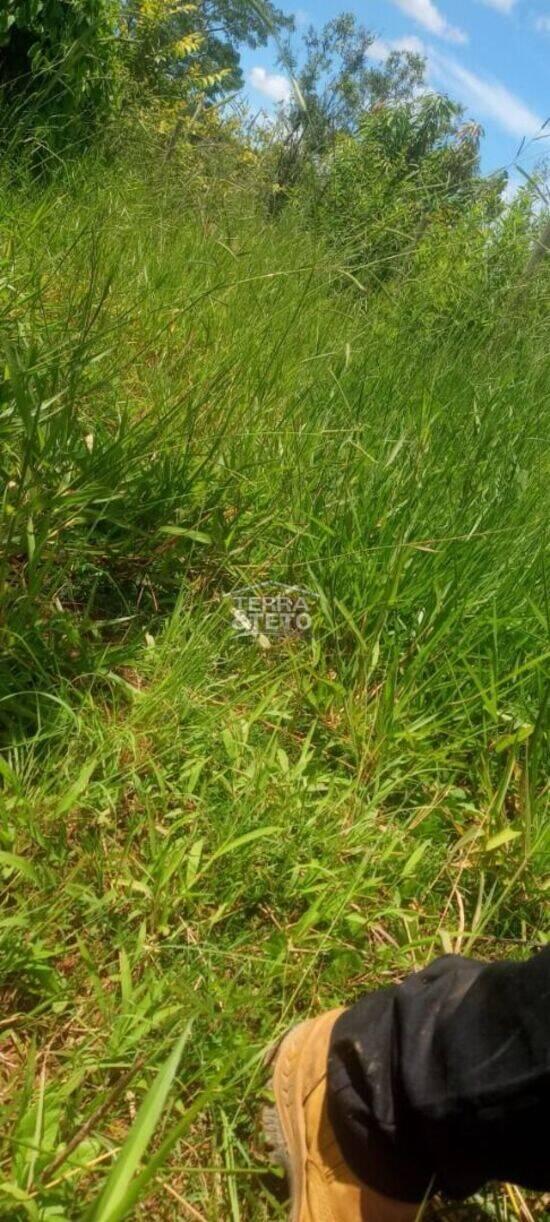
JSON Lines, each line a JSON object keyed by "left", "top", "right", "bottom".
{"left": 0, "top": 2, "right": 548, "bottom": 1218}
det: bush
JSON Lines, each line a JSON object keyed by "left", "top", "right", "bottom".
{"left": 0, "top": 0, "right": 120, "bottom": 161}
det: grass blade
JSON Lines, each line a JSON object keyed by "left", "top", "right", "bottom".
{"left": 86, "top": 1026, "right": 191, "bottom": 1222}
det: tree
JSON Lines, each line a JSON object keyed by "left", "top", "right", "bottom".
{"left": 0, "top": 0, "right": 120, "bottom": 156}
{"left": 281, "top": 15, "right": 425, "bottom": 146}
{"left": 0, "top": 0, "right": 293, "bottom": 162}
{"left": 121, "top": 0, "right": 293, "bottom": 97}
{"left": 268, "top": 14, "right": 425, "bottom": 208}
{"left": 316, "top": 93, "right": 506, "bottom": 283}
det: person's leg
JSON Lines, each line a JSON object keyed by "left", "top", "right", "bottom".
{"left": 268, "top": 1008, "right": 419, "bottom": 1222}
{"left": 266, "top": 948, "right": 550, "bottom": 1220}
{"left": 327, "top": 948, "right": 550, "bottom": 1202}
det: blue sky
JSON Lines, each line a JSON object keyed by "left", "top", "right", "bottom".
{"left": 241, "top": 0, "right": 550, "bottom": 185}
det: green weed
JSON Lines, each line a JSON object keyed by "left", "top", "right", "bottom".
{"left": 0, "top": 156, "right": 548, "bottom": 1218}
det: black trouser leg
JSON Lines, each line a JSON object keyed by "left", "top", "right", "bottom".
{"left": 327, "top": 949, "right": 550, "bottom": 1202}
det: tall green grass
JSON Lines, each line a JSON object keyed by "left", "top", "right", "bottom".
{"left": 0, "top": 155, "right": 548, "bottom": 1219}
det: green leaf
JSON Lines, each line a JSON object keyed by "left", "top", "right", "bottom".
{"left": 0, "top": 1181, "right": 35, "bottom": 1203}
{"left": 119, "top": 949, "right": 133, "bottom": 1006}
{"left": 186, "top": 839, "right": 204, "bottom": 888}
{"left": 0, "top": 756, "right": 20, "bottom": 791}
{"left": 87, "top": 1029, "right": 190, "bottom": 1222}
{"left": 157, "top": 526, "right": 211, "bottom": 544}
{"left": 276, "top": 747, "right": 289, "bottom": 774}
{"left": 221, "top": 728, "right": 238, "bottom": 760}
{"left": 401, "top": 840, "right": 429, "bottom": 878}
{"left": 0, "top": 851, "right": 36, "bottom": 881}
{"left": 26, "top": 515, "right": 35, "bottom": 564}
{"left": 196, "top": 827, "right": 278, "bottom": 882}
{"left": 53, "top": 758, "right": 97, "bottom": 818}
{"left": 485, "top": 828, "right": 522, "bottom": 852}
{"left": 439, "top": 929, "right": 454, "bottom": 955}
{"left": 102, "top": 1085, "right": 213, "bottom": 1221}
{"left": 494, "top": 724, "right": 534, "bottom": 753}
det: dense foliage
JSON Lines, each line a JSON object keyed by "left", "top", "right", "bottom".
{"left": 0, "top": 0, "right": 120, "bottom": 150}
{"left": 0, "top": 0, "right": 290, "bottom": 159}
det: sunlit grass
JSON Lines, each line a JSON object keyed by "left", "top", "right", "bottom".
{"left": 0, "top": 155, "right": 548, "bottom": 1219}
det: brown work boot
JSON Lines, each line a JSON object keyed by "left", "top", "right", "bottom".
{"left": 265, "top": 1009, "right": 420, "bottom": 1222}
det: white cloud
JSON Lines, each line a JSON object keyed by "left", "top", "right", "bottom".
{"left": 391, "top": 0, "right": 468, "bottom": 43}
{"left": 479, "top": 0, "right": 517, "bottom": 12}
{"left": 430, "top": 52, "right": 543, "bottom": 138}
{"left": 535, "top": 15, "right": 550, "bottom": 32}
{"left": 368, "top": 34, "right": 426, "bottom": 59}
{"left": 249, "top": 66, "right": 291, "bottom": 103}
{"left": 294, "top": 8, "right": 310, "bottom": 27}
